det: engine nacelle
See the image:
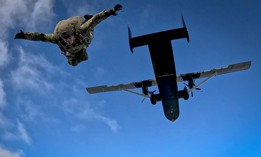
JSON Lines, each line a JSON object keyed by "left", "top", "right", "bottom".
{"left": 177, "top": 87, "right": 189, "bottom": 100}
{"left": 150, "top": 93, "right": 161, "bottom": 105}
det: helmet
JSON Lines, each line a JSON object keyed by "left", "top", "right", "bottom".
{"left": 55, "top": 22, "right": 75, "bottom": 45}
{"left": 58, "top": 22, "right": 75, "bottom": 39}
{"left": 54, "top": 16, "right": 83, "bottom": 38}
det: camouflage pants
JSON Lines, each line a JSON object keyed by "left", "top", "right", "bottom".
{"left": 67, "top": 50, "right": 88, "bottom": 66}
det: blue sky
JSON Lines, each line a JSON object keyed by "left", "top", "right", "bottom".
{"left": 0, "top": 0, "right": 261, "bottom": 157}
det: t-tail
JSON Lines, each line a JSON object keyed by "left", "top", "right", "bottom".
{"left": 128, "top": 16, "right": 189, "bottom": 53}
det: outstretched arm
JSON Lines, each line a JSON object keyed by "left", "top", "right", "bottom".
{"left": 80, "top": 4, "right": 122, "bottom": 34}
{"left": 14, "top": 30, "right": 58, "bottom": 44}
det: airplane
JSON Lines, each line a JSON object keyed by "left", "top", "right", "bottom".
{"left": 86, "top": 17, "right": 251, "bottom": 122}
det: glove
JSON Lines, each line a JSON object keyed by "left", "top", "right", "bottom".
{"left": 14, "top": 30, "right": 25, "bottom": 39}
{"left": 111, "top": 4, "right": 122, "bottom": 16}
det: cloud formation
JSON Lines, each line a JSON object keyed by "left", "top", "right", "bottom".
{"left": 16, "top": 97, "right": 59, "bottom": 124}
{"left": 0, "top": 0, "right": 54, "bottom": 32}
{"left": 0, "top": 80, "right": 6, "bottom": 110}
{"left": 16, "top": 120, "right": 31, "bottom": 145}
{"left": 0, "top": 147, "right": 22, "bottom": 157}
{"left": 10, "top": 47, "right": 119, "bottom": 133}
{"left": 63, "top": 97, "right": 120, "bottom": 133}
{"left": 1, "top": 118, "right": 31, "bottom": 145}
{"left": 11, "top": 48, "right": 59, "bottom": 92}
{"left": 9, "top": 46, "right": 119, "bottom": 132}
{"left": 0, "top": 0, "right": 55, "bottom": 69}
{"left": 28, "top": 0, "right": 55, "bottom": 30}
{"left": 0, "top": 0, "right": 55, "bottom": 146}
{"left": 0, "top": 41, "right": 9, "bottom": 68}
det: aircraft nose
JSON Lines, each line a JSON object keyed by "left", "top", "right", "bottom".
{"left": 165, "top": 109, "right": 179, "bottom": 122}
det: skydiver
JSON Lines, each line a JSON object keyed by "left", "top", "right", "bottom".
{"left": 14, "top": 4, "right": 123, "bottom": 66}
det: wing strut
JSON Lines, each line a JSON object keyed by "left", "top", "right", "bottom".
{"left": 123, "top": 89, "right": 150, "bottom": 98}
{"left": 188, "top": 72, "right": 217, "bottom": 93}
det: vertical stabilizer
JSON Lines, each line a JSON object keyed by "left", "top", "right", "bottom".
{"left": 181, "top": 16, "right": 190, "bottom": 43}
{"left": 128, "top": 26, "right": 134, "bottom": 53}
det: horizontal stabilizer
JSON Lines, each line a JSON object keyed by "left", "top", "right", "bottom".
{"left": 128, "top": 23, "right": 189, "bottom": 53}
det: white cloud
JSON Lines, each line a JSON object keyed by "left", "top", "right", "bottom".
{"left": 3, "top": 120, "right": 32, "bottom": 145}
{"left": 95, "top": 114, "right": 120, "bottom": 133}
{"left": 0, "top": 80, "right": 6, "bottom": 110}
{"left": 29, "top": 0, "right": 55, "bottom": 30}
{"left": 16, "top": 97, "right": 59, "bottom": 123}
{"left": 11, "top": 48, "right": 64, "bottom": 92}
{"left": 9, "top": 48, "right": 119, "bottom": 134}
{"left": 80, "top": 108, "right": 120, "bottom": 133}
{"left": 16, "top": 120, "right": 31, "bottom": 145}
{"left": 0, "top": 0, "right": 55, "bottom": 69}
{"left": 61, "top": 0, "right": 108, "bottom": 16}
{"left": 0, "top": 0, "right": 54, "bottom": 32}
{"left": 0, "top": 112, "right": 11, "bottom": 130}
{"left": 20, "top": 101, "right": 42, "bottom": 122}
{"left": 0, "top": 41, "right": 9, "bottom": 68}
{"left": 63, "top": 97, "right": 120, "bottom": 133}
{"left": 0, "top": 0, "right": 27, "bottom": 35}
{"left": 0, "top": 147, "right": 23, "bottom": 157}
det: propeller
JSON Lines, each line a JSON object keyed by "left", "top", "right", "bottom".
{"left": 184, "top": 83, "right": 201, "bottom": 97}
{"left": 141, "top": 97, "right": 147, "bottom": 103}
{"left": 141, "top": 90, "right": 156, "bottom": 103}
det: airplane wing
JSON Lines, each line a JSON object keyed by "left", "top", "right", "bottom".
{"left": 87, "top": 79, "right": 157, "bottom": 94}
{"left": 86, "top": 61, "right": 251, "bottom": 94}
{"left": 177, "top": 61, "right": 251, "bottom": 82}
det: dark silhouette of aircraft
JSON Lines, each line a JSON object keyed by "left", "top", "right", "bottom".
{"left": 86, "top": 17, "right": 251, "bottom": 122}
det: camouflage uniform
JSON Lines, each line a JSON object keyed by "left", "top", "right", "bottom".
{"left": 15, "top": 5, "right": 122, "bottom": 66}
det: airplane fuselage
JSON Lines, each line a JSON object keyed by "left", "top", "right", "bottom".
{"left": 148, "top": 38, "right": 180, "bottom": 121}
